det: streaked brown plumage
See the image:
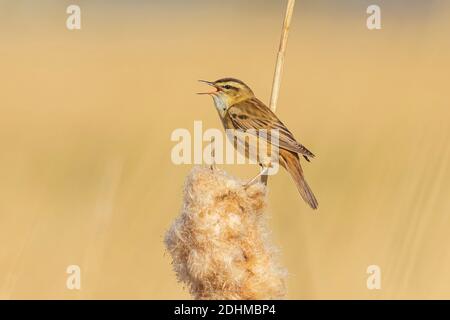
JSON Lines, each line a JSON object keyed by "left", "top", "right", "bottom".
{"left": 198, "top": 78, "right": 318, "bottom": 209}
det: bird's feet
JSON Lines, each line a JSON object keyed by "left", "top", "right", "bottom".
{"left": 243, "top": 167, "right": 269, "bottom": 189}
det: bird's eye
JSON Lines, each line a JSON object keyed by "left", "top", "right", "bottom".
{"left": 223, "top": 85, "right": 232, "bottom": 90}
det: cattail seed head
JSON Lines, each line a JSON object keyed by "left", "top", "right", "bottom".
{"left": 165, "top": 166, "right": 287, "bottom": 299}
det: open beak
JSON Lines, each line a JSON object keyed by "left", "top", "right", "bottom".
{"left": 197, "top": 80, "right": 218, "bottom": 95}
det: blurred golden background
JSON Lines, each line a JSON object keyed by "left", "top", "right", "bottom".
{"left": 0, "top": 0, "right": 449, "bottom": 299}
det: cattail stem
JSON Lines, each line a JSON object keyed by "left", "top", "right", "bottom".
{"left": 269, "top": 0, "right": 295, "bottom": 112}
{"left": 262, "top": 0, "right": 296, "bottom": 185}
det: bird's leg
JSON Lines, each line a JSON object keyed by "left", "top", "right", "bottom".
{"left": 260, "top": 160, "right": 272, "bottom": 185}
{"left": 260, "top": 166, "right": 269, "bottom": 185}
{"left": 245, "top": 166, "right": 269, "bottom": 187}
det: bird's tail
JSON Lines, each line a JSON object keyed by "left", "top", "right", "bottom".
{"left": 281, "top": 151, "right": 318, "bottom": 210}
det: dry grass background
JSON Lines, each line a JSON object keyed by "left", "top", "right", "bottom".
{"left": 0, "top": 0, "right": 449, "bottom": 299}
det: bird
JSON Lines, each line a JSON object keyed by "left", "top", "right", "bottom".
{"left": 198, "top": 78, "right": 318, "bottom": 210}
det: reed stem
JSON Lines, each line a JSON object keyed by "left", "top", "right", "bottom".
{"left": 262, "top": 0, "right": 296, "bottom": 185}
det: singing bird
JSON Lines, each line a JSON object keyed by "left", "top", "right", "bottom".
{"left": 198, "top": 78, "right": 318, "bottom": 209}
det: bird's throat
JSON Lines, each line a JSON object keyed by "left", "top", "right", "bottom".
{"left": 212, "top": 94, "right": 228, "bottom": 118}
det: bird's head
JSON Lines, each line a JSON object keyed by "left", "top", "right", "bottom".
{"left": 198, "top": 78, "right": 255, "bottom": 108}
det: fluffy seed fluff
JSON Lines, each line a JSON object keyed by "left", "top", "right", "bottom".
{"left": 165, "top": 166, "right": 287, "bottom": 300}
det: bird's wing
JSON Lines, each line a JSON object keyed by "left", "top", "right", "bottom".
{"left": 226, "top": 98, "right": 315, "bottom": 158}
